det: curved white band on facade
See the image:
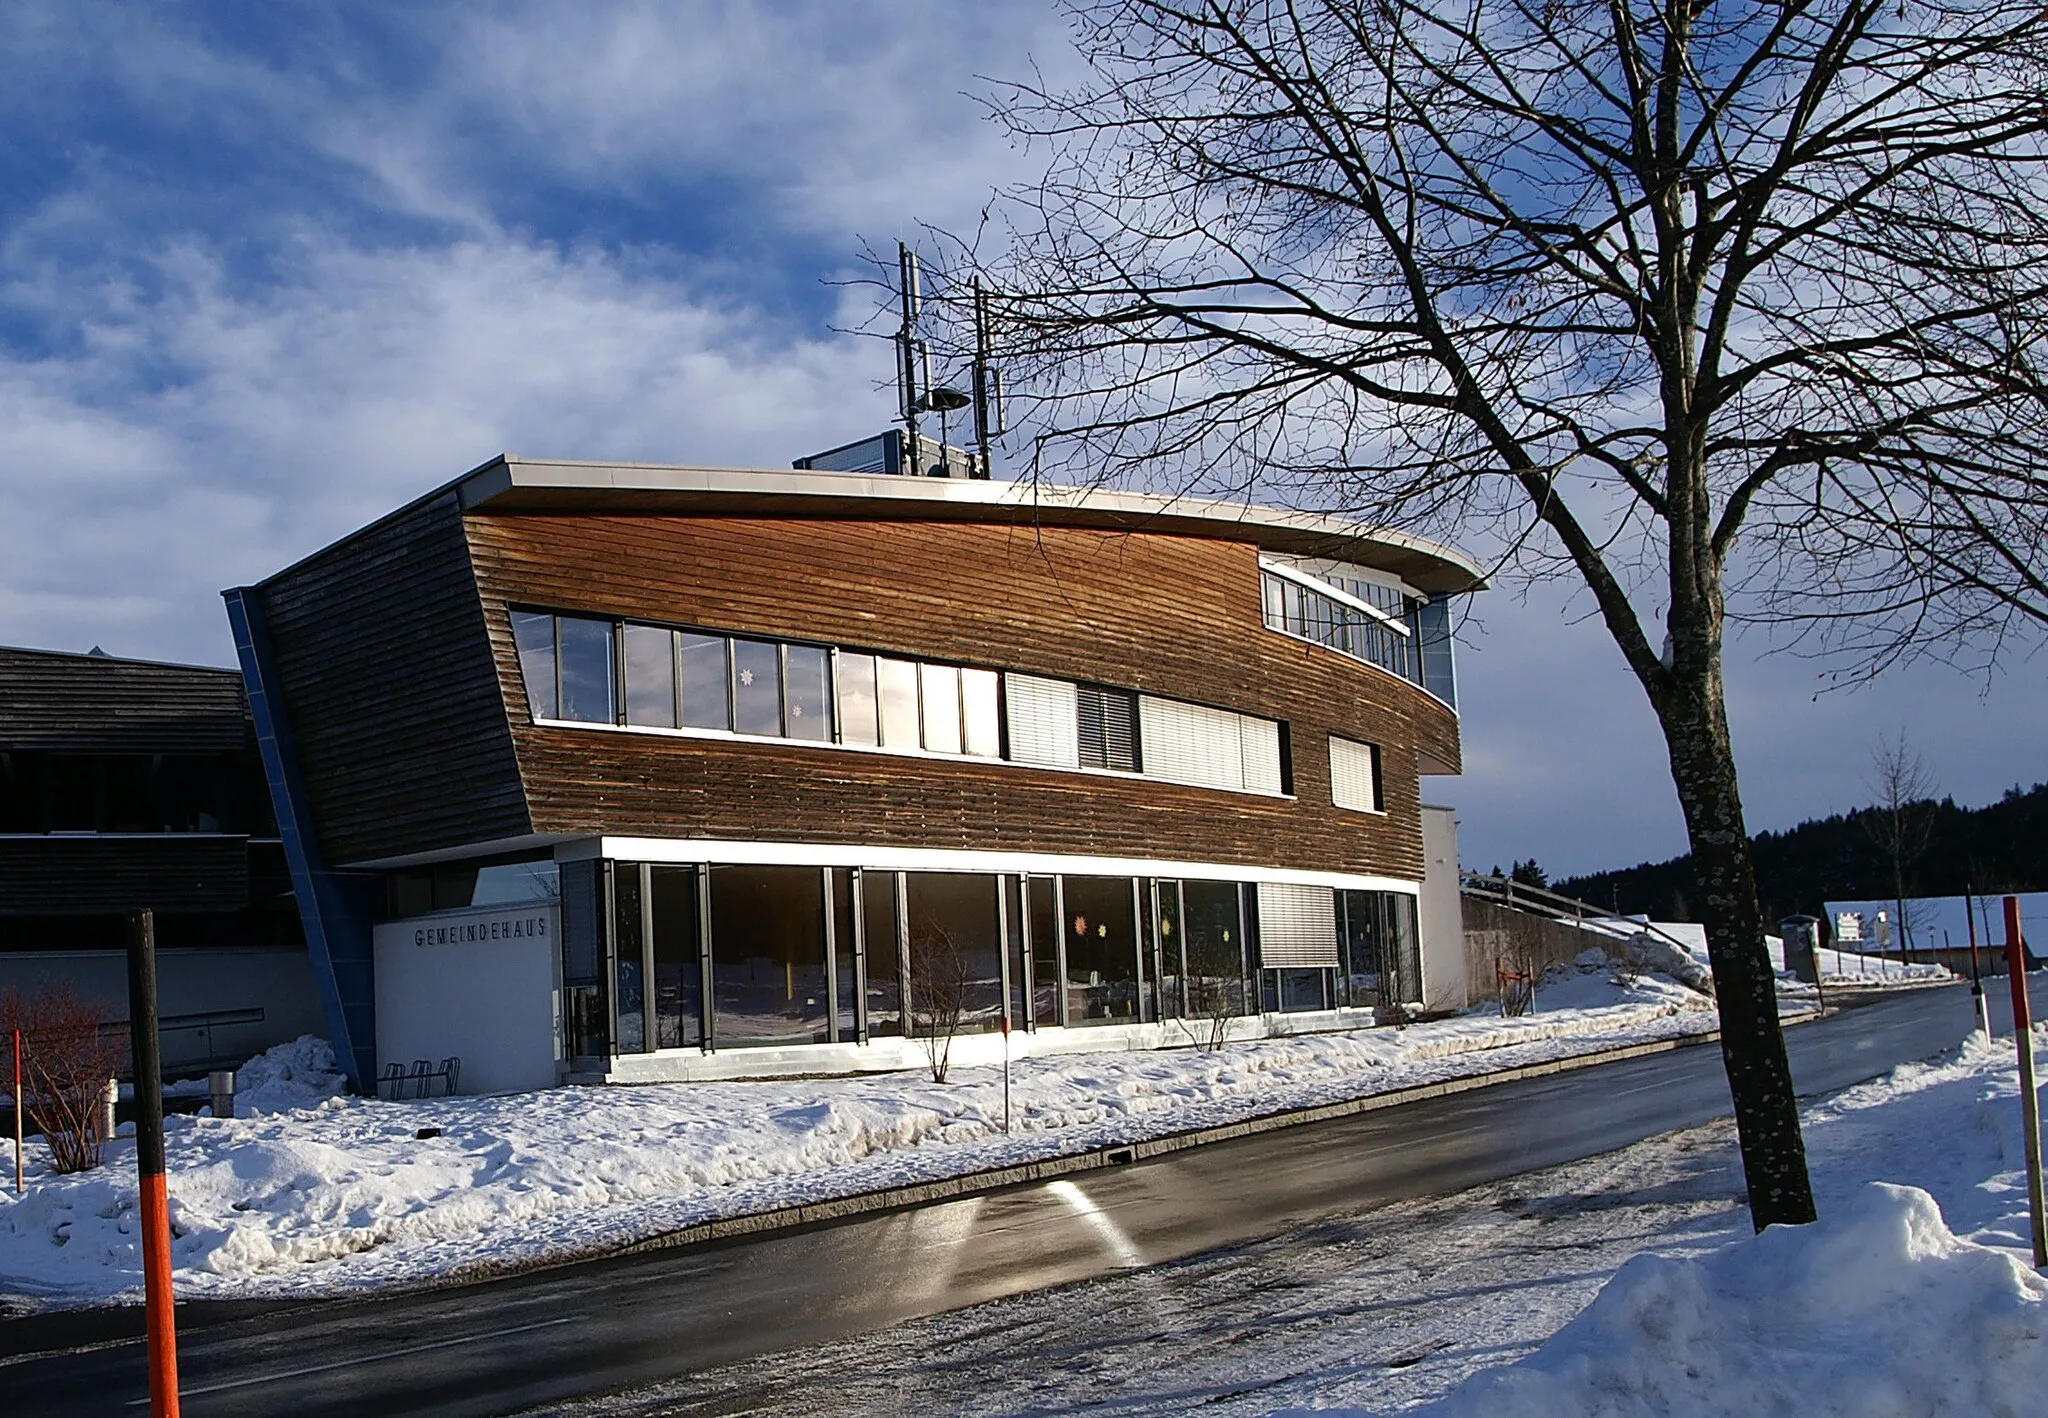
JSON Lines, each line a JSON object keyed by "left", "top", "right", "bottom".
{"left": 569, "top": 835, "right": 1423, "bottom": 897}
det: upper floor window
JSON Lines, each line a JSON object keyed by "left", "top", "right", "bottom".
{"left": 1259, "top": 556, "right": 1457, "bottom": 708}
{"left": 1329, "top": 735, "right": 1384, "bottom": 813}
{"left": 511, "top": 607, "right": 1291, "bottom": 798}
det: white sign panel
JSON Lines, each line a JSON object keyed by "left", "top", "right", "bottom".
{"left": 1834, "top": 911, "right": 1864, "bottom": 943}
{"left": 374, "top": 903, "right": 559, "bottom": 1096}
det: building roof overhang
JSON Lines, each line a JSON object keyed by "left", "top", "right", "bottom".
{"left": 450, "top": 455, "right": 1487, "bottom": 597}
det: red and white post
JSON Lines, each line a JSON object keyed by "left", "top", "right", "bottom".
{"left": 11, "top": 1026, "right": 22, "bottom": 1195}
{"left": 128, "top": 907, "right": 182, "bottom": 1416}
{"left": 2004, "top": 895, "right": 2046, "bottom": 1270}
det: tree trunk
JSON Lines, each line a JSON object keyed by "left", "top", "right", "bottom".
{"left": 1657, "top": 676, "right": 1818, "bottom": 1231}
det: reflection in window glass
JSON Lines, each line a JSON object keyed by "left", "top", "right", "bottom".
{"left": 860, "top": 870, "right": 903, "bottom": 1037}
{"left": 470, "top": 860, "right": 561, "bottom": 905}
{"left": 709, "top": 865, "right": 828, "bottom": 1047}
{"left": 837, "top": 653, "right": 879, "bottom": 746}
{"left": 920, "top": 662, "right": 962, "bottom": 753}
{"left": 1156, "top": 881, "right": 1185, "bottom": 1019}
{"left": 961, "top": 669, "right": 1000, "bottom": 757}
{"left": 558, "top": 617, "right": 616, "bottom": 724}
{"left": 784, "top": 644, "right": 832, "bottom": 742}
{"left": 731, "top": 639, "right": 782, "bottom": 736}
{"left": 613, "top": 865, "right": 646, "bottom": 1053}
{"left": 623, "top": 624, "right": 677, "bottom": 728}
{"left": 1182, "top": 880, "right": 1247, "bottom": 1017}
{"left": 876, "top": 658, "right": 920, "bottom": 749}
{"left": 905, "top": 872, "right": 1003, "bottom": 1032}
{"left": 1061, "top": 876, "right": 1140, "bottom": 1025}
{"left": 830, "top": 868, "right": 857, "bottom": 1041}
{"left": 512, "top": 612, "right": 557, "bottom": 719}
{"left": 680, "top": 633, "right": 730, "bottom": 730}
{"left": 651, "top": 865, "right": 702, "bottom": 1049}
{"left": 1029, "top": 876, "right": 1061, "bottom": 1027}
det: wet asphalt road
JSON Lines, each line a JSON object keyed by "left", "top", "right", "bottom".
{"left": 0, "top": 985, "right": 1978, "bottom": 1418}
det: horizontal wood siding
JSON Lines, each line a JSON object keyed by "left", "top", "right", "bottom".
{"left": 0, "top": 835, "right": 249, "bottom": 914}
{"left": 0, "top": 648, "right": 251, "bottom": 753}
{"left": 257, "top": 495, "right": 529, "bottom": 866}
{"left": 467, "top": 514, "right": 1463, "bottom": 881}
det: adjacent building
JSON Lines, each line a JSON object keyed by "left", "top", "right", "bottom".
{"left": 0, "top": 646, "right": 318, "bottom": 1074}
{"left": 226, "top": 457, "right": 1482, "bottom": 1092}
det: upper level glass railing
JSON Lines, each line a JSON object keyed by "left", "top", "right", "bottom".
{"left": 1259, "top": 558, "right": 1457, "bottom": 709}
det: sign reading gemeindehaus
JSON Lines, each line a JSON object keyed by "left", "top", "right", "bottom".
{"left": 373, "top": 902, "right": 561, "bottom": 1095}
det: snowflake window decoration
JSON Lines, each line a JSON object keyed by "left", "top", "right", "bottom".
{"left": 738, "top": 668, "right": 755, "bottom": 686}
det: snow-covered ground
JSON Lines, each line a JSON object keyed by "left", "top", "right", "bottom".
{"left": 530, "top": 1022, "right": 2047, "bottom": 1418}
{"left": 1594, "top": 918, "right": 1950, "bottom": 990}
{"left": 1, "top": 966, "right": 1722, "bottom": 1309}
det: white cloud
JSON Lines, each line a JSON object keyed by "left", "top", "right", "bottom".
{"left": 0, "top": 232, "right": 890, "bottom": 665}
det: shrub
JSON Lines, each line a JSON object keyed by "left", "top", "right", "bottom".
{"left": 0, "top": 983, "right": 126, "bottom": 1174}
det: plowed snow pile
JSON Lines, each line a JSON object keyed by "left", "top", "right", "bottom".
{"left": 1411, "top": 1181, "right": 2047, "bottom": 1418}
{"left": 0, "top": 973, "right": 1716, "bottom": 1305}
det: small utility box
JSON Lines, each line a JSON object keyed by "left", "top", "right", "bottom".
{"left": 1781, "top": 915, "right": 1822, "bottom": 985}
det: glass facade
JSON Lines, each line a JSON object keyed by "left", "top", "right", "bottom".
{"left": 709, "top": 865, "right": 829, "bottom": 1047}
{"left": 569, "top": 862, "right": 1419, "bottom": 1058}
{"left": 904, "top": 872, "right": 1004, "bottom": 1032}
{"left": 650, "top": 866, "right": 702, "bottom": 1049}
{"left": 1259, "top": 559, "right": 1458, "bottom": 708}
{"left": 1061, "top": 875, "right": 1141, "bottom": 1025}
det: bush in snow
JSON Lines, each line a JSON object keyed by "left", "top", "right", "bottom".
{"left": 1, "top": 983, "right": 125, "bottom": 1173}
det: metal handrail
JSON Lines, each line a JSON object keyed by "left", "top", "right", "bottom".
{"left": 1459, "top": 871, "right": 1704, "bottom": 961}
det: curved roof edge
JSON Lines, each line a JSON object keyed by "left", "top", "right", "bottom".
{"left": 453, "top": 455, "right": 1487, "bottom": 596}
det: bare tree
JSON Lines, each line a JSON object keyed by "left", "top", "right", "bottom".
{"left": 1, "top": 984, "right": 125, "bottom": 1174}
{"left": 911, "top": 0, "right": 2048, "bottom": 1229}
{"left": 907, "top": 920, "right": 971, "bottom": 1084}
{"left": 1180, "top": 932, "right": 1248, "bottom": 1050}
{"left": 1863, "top": 731, "right": 1938, "bottom": 964}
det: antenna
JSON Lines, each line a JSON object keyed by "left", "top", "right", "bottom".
{"left": 896, "top": 242, "right": 925, "bottom": 476}
{"left": 971, "top": 279, "right": 1004, "bottom": 479}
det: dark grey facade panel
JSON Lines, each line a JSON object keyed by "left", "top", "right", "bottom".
{"left": 0, "top": 647, "right": 252, "bottom": 753}
{"left": 252, "top": 493, "right": 530, "bottom": 866}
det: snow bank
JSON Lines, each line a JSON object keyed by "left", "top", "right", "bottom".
{"left": 1410, "top": 1182, "right": 2048, "bottom": 1418}
{"left": 231, "top": 1036, "right": 349, "bottom": 1116}
{"left": 0, "top": 977, "right": 1715, "bottom": 1305}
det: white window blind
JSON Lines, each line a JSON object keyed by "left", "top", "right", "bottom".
{"left": 1139, "top": 696, "right": 1245, "bottom": 789}
{"left": 1257, "top": 883, "right": 1340, "bottom": 968}
{"left": 1004, "top": 674, "right": 1080, "bottom": 767}
{"left": 1240, "top": 716, "right": 1283, "bottom": 793}
{"left": 1329, "top": 735, "right": 1382, "bottom": 812}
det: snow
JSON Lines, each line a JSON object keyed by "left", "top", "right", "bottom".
{"left": 538, "top": 1016, "right": 2048, "bottom": 1418}
{"left": 0, "top": 972, "right": 1722, "bottom": 1308}
{"left": 1412, "top": 1182, "right": 2048, "bottom": 1418}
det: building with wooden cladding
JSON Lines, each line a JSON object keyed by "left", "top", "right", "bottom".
{"left": 0, "top": 645, "right": 320, "bottom": 1074}
{"left": 225, "top": 456, "right": 1482, "bottom": 1092}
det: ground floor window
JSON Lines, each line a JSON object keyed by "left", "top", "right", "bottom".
{"left": 567, "top": 858, "right": 1411, "bottom": 1057}
{"left": 709, "top": 865, "right": 830, "bottom": 1048}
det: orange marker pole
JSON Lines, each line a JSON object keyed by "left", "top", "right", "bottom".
{"left": 128, "top": 907, "right": 181, "bottom": 1416}
{"left": 2005, "top": 896, "right": 2047, "bottom": 1271}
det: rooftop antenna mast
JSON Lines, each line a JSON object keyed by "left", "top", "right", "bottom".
{"left": 971, "top": 279, "right": 1005, "bottom": 479}
{"left": 896, "top": 242, "right": 926, "bottom": 478}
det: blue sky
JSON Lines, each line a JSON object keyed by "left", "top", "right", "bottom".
{"left": 0, "top": 1, "right": 2039, "bottom": 881}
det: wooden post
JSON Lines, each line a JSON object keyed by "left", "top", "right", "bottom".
{"left": 2004, "top": 895, "right": 2047, "bottom": 1270}
{"left": 127, "top": 908, "right": 182, "bottom": 1416}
